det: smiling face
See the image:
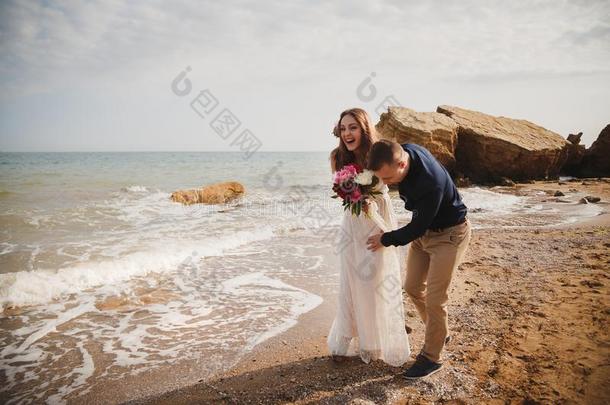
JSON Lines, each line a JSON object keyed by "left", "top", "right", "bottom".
{"left": 339, "top": 114, "right": 363, "bottom": 152}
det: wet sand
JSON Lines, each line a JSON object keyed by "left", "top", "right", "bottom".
{"left": 132, "top": 178, "right": 610, "bottom": 404}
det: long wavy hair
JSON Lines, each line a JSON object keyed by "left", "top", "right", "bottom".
{"left": 330, "top": 108, "right": 379, "bottom": 170}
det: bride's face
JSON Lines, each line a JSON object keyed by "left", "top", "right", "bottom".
{"left": 339, "top": 114, "right": 363, "bottom": 152}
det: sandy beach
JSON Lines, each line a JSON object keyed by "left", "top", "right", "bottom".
{"left": 131, "top": 178, "right": 610, "bottom": 405}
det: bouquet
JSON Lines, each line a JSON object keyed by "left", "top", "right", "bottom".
{"left": 331, "top": 163, "right": 382, "bottom": 217}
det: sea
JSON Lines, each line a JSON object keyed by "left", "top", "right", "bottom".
{"left": 0, "top": 152, "right": 603, "bottom": 403}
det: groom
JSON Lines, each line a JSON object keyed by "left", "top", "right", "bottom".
{"left": 365, "top": 139, "right": 471, "bottom": 379}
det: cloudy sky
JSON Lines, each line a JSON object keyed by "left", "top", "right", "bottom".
{"left": 1, "top": 0, "right": 609, "bottom": 152}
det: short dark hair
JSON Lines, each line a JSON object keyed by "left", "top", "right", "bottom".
{"left": 367, "top": 139, "right": 404, "bottom": 171}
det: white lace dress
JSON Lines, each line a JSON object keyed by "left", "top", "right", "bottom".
{"left": 327, "top": 180, "right": 411, "bottom": 366}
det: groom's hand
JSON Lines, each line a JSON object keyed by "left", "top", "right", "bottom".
{"left": 366, "top": 231, "right": 385, "bottom": 251}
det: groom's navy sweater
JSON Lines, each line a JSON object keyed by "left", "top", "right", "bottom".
{"left": 380, "top": 143, "right": 468, "bottom": 247}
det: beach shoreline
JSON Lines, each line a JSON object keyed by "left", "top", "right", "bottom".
{"left": 131, "top": 179, "right": 610, "bottom": 404}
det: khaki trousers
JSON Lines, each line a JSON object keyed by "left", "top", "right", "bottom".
{"left": 404, "top": 218, "right": 472, "bottom": 363}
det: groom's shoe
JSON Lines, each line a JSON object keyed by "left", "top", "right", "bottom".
{"left": 403, "top": 354, "right": 443, "bottom": 379}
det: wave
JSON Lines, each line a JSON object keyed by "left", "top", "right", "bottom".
{"left": 120, "top": 185, "right": 150, "bottom": 193}
{"left": 0, "top": 226, "right": 276, "bottom": 311}
{"left": 460, "top": 187, "right": 524, "bottom": 214}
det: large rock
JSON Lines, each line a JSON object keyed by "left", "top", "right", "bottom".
{"left": 436, "top": 105, "right": 570, "bottom": 183}
{"left": 376, "top": 107, "right": 459, "bottom": 170}
{"left": 562, "top": 132, "right": 586, "bottom": 176}
{"left": 170, "top": 181, "right": 245, "bottom": 205}
{"left": 578, "top": 124, "right": 610, "bottom": 177}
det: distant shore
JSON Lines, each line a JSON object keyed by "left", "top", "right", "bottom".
{"left": 129, "top": 178, "right": 609, "bottom": 404}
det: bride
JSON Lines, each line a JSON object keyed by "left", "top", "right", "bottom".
{"left": 327, "top": 108, "right": 410, "bottom": 367}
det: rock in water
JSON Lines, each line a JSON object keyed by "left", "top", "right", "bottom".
{"left": 375, "top": 107, "right": 459, "bottom": 170}
{"left": 170, "top": 181, "right": 245, "bottom": 205}
{"left": 583, "top": 195, "right": 601, "bottom": 203}
{"left": 436, "top": 105, "right": 570, "bottom": 183}
{"left": 199, "top": 181, "right": 245, "bottom": 204}
{"left": 579, "top": 124, "right": 610, "bottom": 177}
{"left": 170, "top": 189, "right": 200, "bottom": 205}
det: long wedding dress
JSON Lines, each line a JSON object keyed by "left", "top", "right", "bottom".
{"left": 327, "top": 179, "right": 411, "bottom": 366}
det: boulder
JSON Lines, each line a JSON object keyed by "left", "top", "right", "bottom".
{"left": 171, "top": 181, "right": 245, "bottom": 205}
{"left": 578, "top": 124, "right": 610, "bottom": 177}
{"left": 584, "top": 195, "right": 601, "bottom": 203}
{"left": 567, "top": 132, "right": 582, "bottom": 144}
{"left": 454, "top": 175, "right": 472, "bottom": 188}
{"left": 562, "top": 132, "right": 586, "bottom": 175}
{"left": 436, "top": 105, "right": 570, "bottom": 183}
{"left": 499, "top": 177, "right": 516, "bottom": 187}
{"left": 375, "top": 107, "right": 459, "bottom": 170}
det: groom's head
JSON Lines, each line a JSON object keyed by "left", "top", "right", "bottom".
{"left": 367, "top": 140, "right": 409, "bottom": 185}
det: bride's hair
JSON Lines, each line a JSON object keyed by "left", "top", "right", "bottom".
{"left": 330, "top": 108, "right": 379, "bottom": 170}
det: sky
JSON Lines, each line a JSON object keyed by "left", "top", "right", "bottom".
{"left": 1, "top": 0, "right": 609, "bottom": 152}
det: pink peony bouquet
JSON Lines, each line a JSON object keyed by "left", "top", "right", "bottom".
{"left": 331, "top": 163, "right": 381, "bottom": 216}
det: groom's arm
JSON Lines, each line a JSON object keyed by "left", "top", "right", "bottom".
{"left": 380, "top": 186, "right": 444, "bottom": 247}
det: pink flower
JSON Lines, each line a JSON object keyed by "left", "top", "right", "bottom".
{"left": 333, "top": 171, "right": 341, "bottom": 183}
{"left": 350, "top": 188, "right": 362, "bottom": 202}
{"left": 345, "top": 164, "right": 359, "bottom": 176}
{"left": 334, "top": 165, "right": 358, "bottom": 184}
